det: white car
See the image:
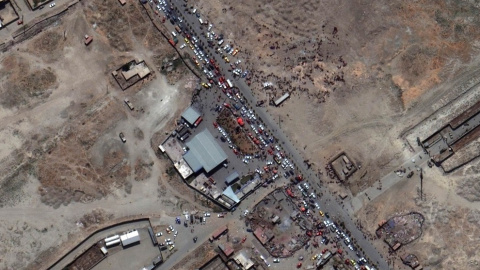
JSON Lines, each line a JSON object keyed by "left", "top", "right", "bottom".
{"left": 179, "top": 44, "right": 186, "bottom": 49}
{"left": 49, "top": 2, "right": 55, "bottom": 7}
{"left": 156, "top": 232, "right": 163, "bottom": 237}
{"left": 174, "top": 231, "right": 178, "bottom": 237}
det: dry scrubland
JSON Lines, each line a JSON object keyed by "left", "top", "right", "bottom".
{"left": 0, "top": 0, "right": 203, "bottom": 268}
{"left": 196, "top": 0, "right": 480, "bottom": 268}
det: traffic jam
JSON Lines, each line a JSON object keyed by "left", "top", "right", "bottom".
{"left": 285, "top": 182, "right": 372, "bottom": 269}
{"left": 147, "top": 1, "right": 374, "bottom": 269}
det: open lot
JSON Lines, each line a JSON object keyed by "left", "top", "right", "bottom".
{"left": 0, "top": 0, "right": 211, "bottom": 269}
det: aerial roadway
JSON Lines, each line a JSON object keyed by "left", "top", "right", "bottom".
{"left": 156, "top": 1, "right": 390, "bottom": 269}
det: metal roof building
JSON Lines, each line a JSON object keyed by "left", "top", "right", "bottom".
{"left": 184, "top": 129, "right": 228, "bottom": 173}
{"left": 222, "top": 186, "right": 240, "bottom": 203}
{"left": 225, "top": 171, "right": 239, "bottom": 185}
{"left": 274, "top": 92, "right": 290, "bottom": 106}
{"left": 182, "top": 107, "right": 201, "bottom": 126}
{"left": 120, "top": 230, "right": 140, "bottom": 247}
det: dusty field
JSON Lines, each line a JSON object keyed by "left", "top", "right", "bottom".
{"left": 355, "top": 167, "right": 480, "bottom": 269}
{"left": 0, "top": 0, "right": 212, "bottom": 269}
{"left": 195, "top": 0, "right": 480, "bottom": 187}
{"left": 193, "top": 0, "right": 480, "bottom": 269}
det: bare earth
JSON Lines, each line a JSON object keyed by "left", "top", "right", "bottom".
{"left": 1, "top": 0, "right": 480, "bottom": 269}
{"left": 0, "top": 0, "right": 209, "bottom": 269}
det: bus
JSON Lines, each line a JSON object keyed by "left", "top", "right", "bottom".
{"left": 226, "top": 79, "right": 233, "bottom": 88}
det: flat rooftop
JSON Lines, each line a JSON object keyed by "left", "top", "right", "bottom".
{"left": 185, "top": 129, "right": 228, "bottom": 173}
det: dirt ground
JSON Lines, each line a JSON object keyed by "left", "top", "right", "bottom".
{"left": 0, "top": 0, "right": 213, "bottom": 268}
{"left": 355, "top": 168, "right": 480, "bottom": 269}
{"left": 193, "top": 0, "right": 480, "bottom": 268}
{"left": 1, "top": 0, "right": 480, "bottom": 268}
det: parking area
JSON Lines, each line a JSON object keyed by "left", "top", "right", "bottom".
{"left": 94, "top": 228, "right": 161, "bottom": 270}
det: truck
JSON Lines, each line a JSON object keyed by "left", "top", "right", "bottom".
{"left": 175, "top": 25, "right": 182, "bottom": 33}
{"left": 84, "top": 35, "right": 93, "bottom": 46}
{"left": 193, "top": 117, "right": 203, "bottom": 127}
{"left": 124, "top": 98, "right": 134, "bottom": 110}
{"left": 226, "top": 79, "right": 233, "bottom": 88}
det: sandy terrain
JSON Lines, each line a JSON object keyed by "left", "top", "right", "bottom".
{"left": 0, "top": 0, "right": 211, "bottom": 269}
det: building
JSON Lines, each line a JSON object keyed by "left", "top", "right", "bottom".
{"left": 183, "top": 129, "right": 228, "bottom": 173}
{"left": 152, "top": 255, "right": 163, "bottom": 266}
{"left": 112, "top": 59, "right": 151, "bottom": 90}
{"left": 121, "top": 61, "right": 150, "bottom": 81}
{"left": 120, "top": 230, "right": 140, "bottom": 247}
{"left": 290, "top": 210, "right": 299, "bottom": 221}
{"left": 147, "top": 227, "right": 157, "bottom": 246}
{"left": 182, "top": 107, "right": 201, "bottom": 127}
{"left": 224, "top": 171, "right": 239, "bottom": 186}
{"left": 274, "top": 92, "right": 290, "bottom": 106}
{"left": 218, "top": 243, "right": 234, "bottom": 257}
{"left": 233, "top": 251, "right": 254, "bottom": 270}
{"left": 271, "top": 215, "right": 280, "bottom": 224}
{"left": 253, "top": 227, "right": 274, "bottom": 245}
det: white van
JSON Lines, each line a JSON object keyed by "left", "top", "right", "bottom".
{"left": 171, "top": 31, "right": 177, "bottom": 37}
{"left": 192, "top": 8, "right": 197, "bottom": 14}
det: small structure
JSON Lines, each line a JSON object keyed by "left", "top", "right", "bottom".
{"left": 222, "top": 186, "right": 240, "bottom": 204}
{"left": 152, "top": 255, "right": 163, "bottom": 266}
{"left": 330, "top": 153, "right": 357, "bottom": 181}
{"left": 84, "top": 35, "right": 93, "bottom": 46}
{"left": 253, "top": 227, "right": 274, "bottom": 245}
{"left": 112, "top": 59, "right": 151, "bottom": 90}
{"left": 233, "top": 251, "right": 254, "bottom": 270}
{"left": 182, "top": 107, "right": 201, "bottom": 127}
{"left": 147, "top": 227, "right": 157, "bottom": 246}
{"left": 271, "top": 215, "right": 280, "bottom": 224}
{"left": 118, "top": 0, "right": 126, "bottom": 5}
{"left": 120, "top": 230, "right": 140, "bottom": 247}
{"left": 274, "top": 92, "right": 290, "bottom": 106}
{"left": 218, "top": 243, "right": 234, "bottom": 257}
{"left": 225, "top": 171, "right": 239, "bottom": 186}
{"left": 290, "top": 210, "right": 299, "bottom": 221}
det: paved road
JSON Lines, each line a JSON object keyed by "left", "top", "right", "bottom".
{"left": 161, "top": 1, "right": 390, "bottom": 269}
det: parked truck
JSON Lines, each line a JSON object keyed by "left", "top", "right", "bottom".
{"left": 175, "top": 25, "right": 182, "bottom": 33}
